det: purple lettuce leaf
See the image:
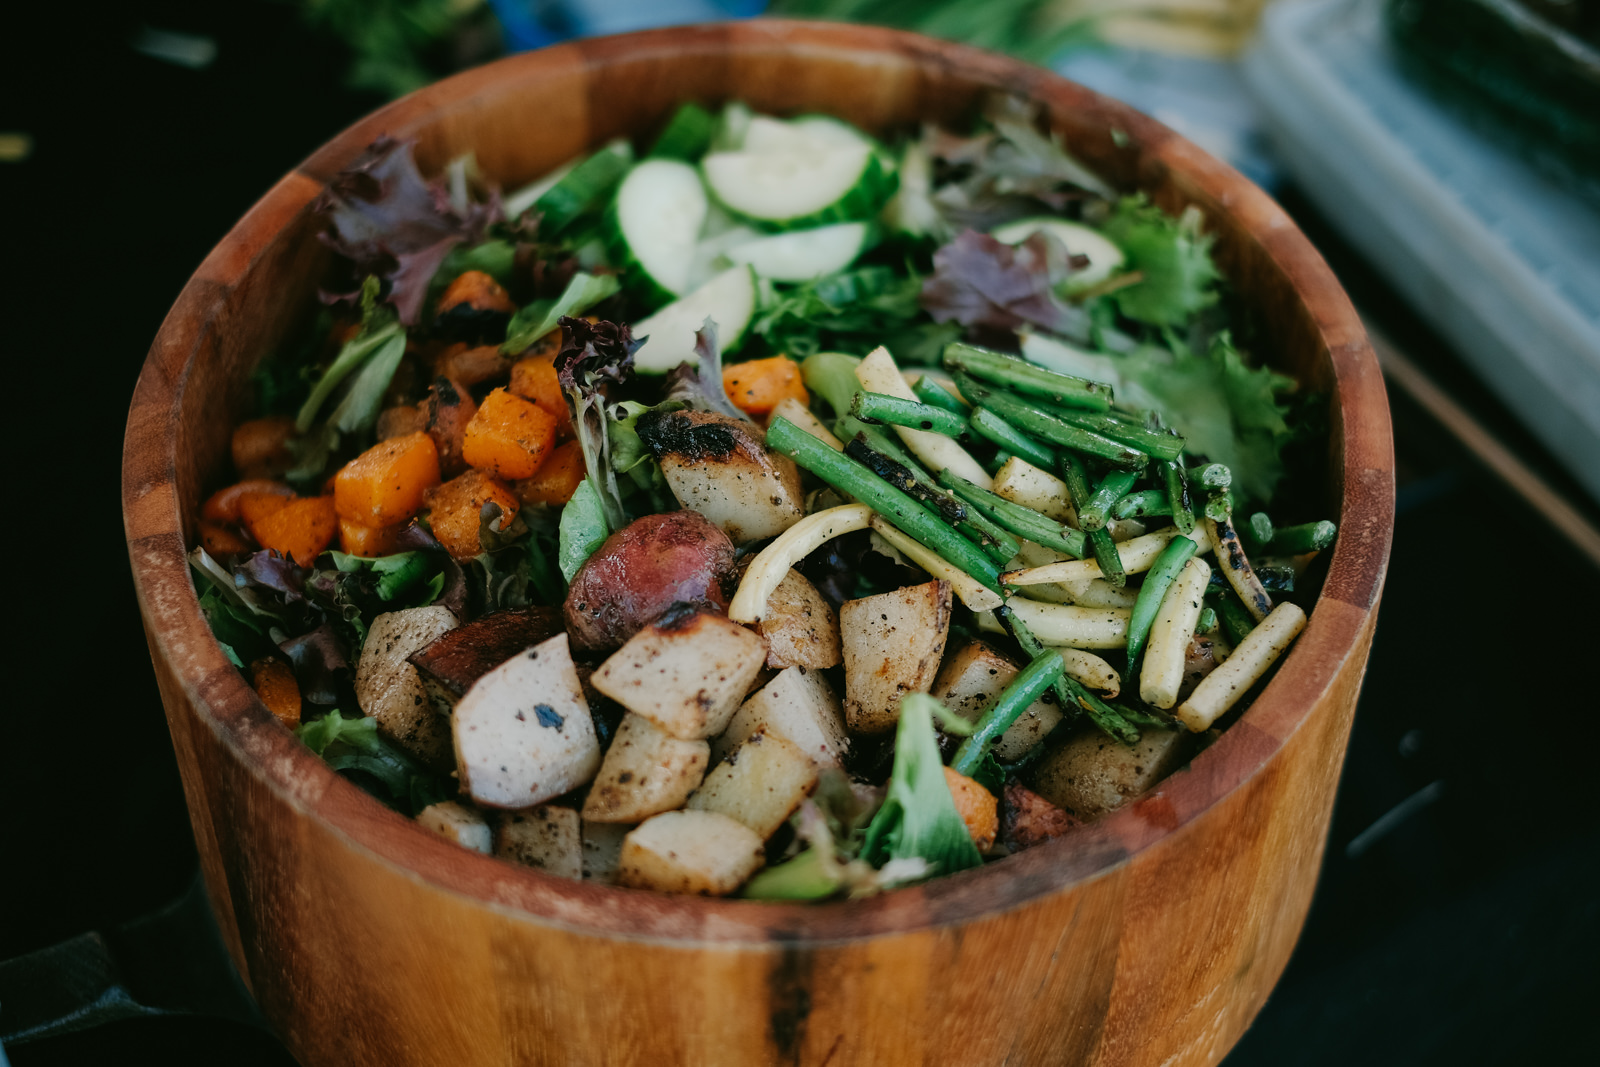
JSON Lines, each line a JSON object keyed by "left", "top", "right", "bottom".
{"left": 660, "top": 320, "right": 749, "bottom": 421}
{"left": 556, "top": 316, "right": 641, "bottom": 532}
{"left": 920, "top": 229, "right": 1091, "bottom": 339}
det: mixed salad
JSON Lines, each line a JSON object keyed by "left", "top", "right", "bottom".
{"left": 192, "top": 96, "right": 1335, "bottom": 898}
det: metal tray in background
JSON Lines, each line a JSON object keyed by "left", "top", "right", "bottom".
{"left": 1244, "top": 0, "right": 1600, "bottom": 503}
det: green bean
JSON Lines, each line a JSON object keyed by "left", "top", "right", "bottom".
{"left": 1079, "top": 469, "right": 1140, "bottom": 532}
{"left": 943, "top": 341, "right": 1113, "bottom": 411}
{"left": 912, "top": 375, "right": 968, "bottom": 416}
{"left": 844, "top": 437, "right": 968, "bottom": 526}
{"left": 1001, "top": 609, "right": 1140, "bottom": 744}
{"left": 936, "top": 470, "right": 1088, "bottom": 559}
{"left": 1209, "top": 589, "right": 1256, "bottom": 647}
{"left": 1204, "top": 488, "right": 1234, "bottom": 523}
{"left": 845, "top": 426, "right": 1019, "bottom": 559}
{"left": 984, "top": 450, "right": 1014, "bottom": 476}
{"left": 953, "top": 370, "right": 1146, "bottom": 468}
{"left": 1112, "top": 489, "right": 1173, "bottom": 521}
{"left": 950, "top": 649, "right": 1066, "bottom": 776}
{"left": 1088, "top": 527, "right": 1127, "bottom": 587}
{"left": 1124, "top": 536, "right": 1199, "bottom": 672}
{"left": 1246, "top": 511, "right": 1275, "bottom": 551}
{"left": 1197, "top": 606, "right": 1218, "bottom": 634}
{"left": 1043, "top": 406, "right": 1186, "bottom": 461}
{"left": 851, "top": 391, "right": 971, "bottom": 439}
{"left": 968, "top": 407, "right": 1057, "bottom": 469}
{"left": 1265, "top": 520, "right": 1338, "bottom": 554}
{"left": 1189, "top": 463, "right": 1231, "bottom": 491}
{"left": 1164, "top": 460, "right": 1195, "bottom": 535}
{"left": 767, "top": 417, "right": 1002, "bottom": 592}
{"left": 1057, "top": 451, "right": 1094, "bottom": 513}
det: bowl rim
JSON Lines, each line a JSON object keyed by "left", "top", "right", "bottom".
{"left": 122, "top": 18, "right": 1394, "bottom": 946}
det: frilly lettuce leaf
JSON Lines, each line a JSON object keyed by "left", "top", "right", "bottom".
{"left": 1102, "top": 194, "right": 1221, "bottom": 328}
{"left": 296, "top": 709, "right": 452, "bottom": 815}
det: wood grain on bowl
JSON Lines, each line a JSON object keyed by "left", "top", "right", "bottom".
{"left": 123, "top": 20, "right": 1393, "bottom": 1067}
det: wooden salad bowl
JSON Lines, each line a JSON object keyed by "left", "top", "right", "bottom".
{"left": 121, "top": 19, "right": 1393, "bottom": 1067}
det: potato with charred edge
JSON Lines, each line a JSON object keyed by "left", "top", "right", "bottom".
{"left": 563, "top": 510, "right": 739, "bottom": 653}
{"left": 687, "top": 730, "right": 818, "bottom": 839}
{"left": 617, "top": 810, "right": 765, "bottom": 896}
{"left": 355, "top": 606, "right": 459, "bottom": 767}
{"left": 417, "top": 801, "right": 491, "bottom": 854}
{"left": 453, "top": 632, "right": 601, "bottom": 810}
{"left": 409, "top": 606, "right": 564, "bottom": 714}
{"left": 933, "top": 639, "right": 1064, "bottom": 762}
{"left": 839, "top": 580, "right": 953, "bottom": 734}
{"left": 494, "top": 805, "right": 581, "bottom": 879}
{"left": 582, "top": 714, "right": 710, "bottom": 823}
{"left": 434, "top": 269, "right": 516, "bottom": 343}
{"left": 590, "top": 606, "right": 769, "bottom": 740}
{"left": 1028, "top": 725, "right": 1195, "bottom": 820}
{"left": 581, "top": 820, "right": 631, "bottom": 884}
{"left": 636, "top": 408, "right": 805, "bottom": 544}
{"left": 714, "top": 666, "right": 848, "bottom": 768}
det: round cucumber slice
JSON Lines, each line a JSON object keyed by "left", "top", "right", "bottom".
{"left": 989, "top": 217, "right": 1127, "bottom": 292}
{"left": 631, "top": 265, "right": 758, "bottom": 374}
{"left": 742, "top": 114, "right": 875, "bottom": 155}
{"left": 702, "top": 146, "right": 896, "bottom": 230}
{"left": 606, "top": 159, "right": 709, "bottom": 301}
{"left": 723, "top": 222, "right": 872, "bottom": 282}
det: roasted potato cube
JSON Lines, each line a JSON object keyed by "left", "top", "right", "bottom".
{"left": 755, "top": 568, "right": 841, "bottom": 669}
{"left": 581, "top": 820, "right": 632, "bottom": 884}
{"left": 636, "top": 408, "right": 805, "bottom": 543}
{"left": 582, "top": 714, "right": 710, "bottom": 823}
{"left": 617, "top": 810, "right": 766, "bottom": 896}
{"left": 453, "top": 633, "right": 601, "bottom": 809}
{"left": 714, "top": 666, "right": 847, "bottom": 768}
{"left": 687, "top": 730, "right": 818, "bottom": 839}
{"left": 409, "top": 606, "right": 565, "bottom": 713}
{"left": 417, "top": 801, "right": 491, "bottom": 853}
{"left": 1028, "top": 725, "right": 1195, "bottom": 819}
{"left": 590, "top": 607, "right": 768, "bottom": 740}
{"left": 932, "top": 639, "right": 1065, "bottom": 762}
{"left": 494, "top": 805, "right": 581, "bottom": 879}
{"left": 839, "top": 580, "right": 952, "bottom": 734}
{"left": 355, "top": 606, "right": 460, "bottom": 767}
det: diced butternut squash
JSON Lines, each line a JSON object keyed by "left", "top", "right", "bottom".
{"left": 230, "top": 415, "right": 296, "bottom": 479}
{"left": 248, "top": 657, "right": 302, "bottom": 728}
{"left": 249, "top": 496, "right": 337, "bottom": 567}
{"left": 339, "top": 517, "right": 407, "bottom": 557}
{"left": 425, "top": 376, "right": 478, "bottom": 479}
{"left": 202, "top": 479, "right": 295, "bottom": 524}
{"left": 462, "top": 388, "right": 558, "bottom": 480}
{"left": 437, "top": 269, "right": 516, "bottom": 315}
{"left": 238, "top": 490, "right": 295, "bottom": 529}
{"left": 512, "top": 438, "right": 585, "bottom": 506}
{"left": 198, "top": 520, "right": 252, "bottom": 558}
{"left": 942, "top": 767, "right": 999, "bottom": 852}
{"left": 509, "top": 351, "right": 574, "bottom": 439}
{"left": 424, "top": 469, "right": 520, "bottom": 560}
{"left": 334, "top": 431, "right": 441, "bottom": 527}
{"left": 722, "top": 356, "right": 809, "bottom": 419}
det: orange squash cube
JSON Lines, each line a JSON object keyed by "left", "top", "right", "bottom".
{"left": 334, "top": 432, "right": 441, "bottom": 527}
{"left": 462, "top": 388, "right": 558, "bottom": 480}
{"left": 722, "top": 357, "right": 809, "bottom": 419}
{"left": 512, "top": 438, "right": 586, "bottom": 506}
{"left": 425, "top": 469, "right": 521, "bottom": 560}
{"left": 202, "top": 479, "right": 296, "bottom": 524}
{"left": 437, "top": 269, "right": 516, "bottom": 315}
{"left": 942, "top": 766, "right": 999, "bottom": 853}
{"left": 249, "top": 657, "right": 303, "bottom": 729}
{"left": 509, "top": 351, "right": 573, "bottom": 439}
{"left": 198, "top": 520, "right": 253, "bottom": 558}
{"left": 238, "top": 490, "right": 295, "bottom": 529}
{"left": 250, "top": 496, "right": 338, "bottom": 567}
{"left": 339, "top": 517, "right": 408, "bottom": 558}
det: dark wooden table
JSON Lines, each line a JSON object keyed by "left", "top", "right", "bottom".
{"left": 2, "top": 3, "right": 1594, "bottom": 1063}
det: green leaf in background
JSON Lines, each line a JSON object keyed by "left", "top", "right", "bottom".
{"left": 296, "top": 709, "right": 452, "bottom": 815}
{"left": 765, "top": 0, "right": 1099, "bottom": 66}
{"left": 502, "top": 271, "right": 621, "bottom": 354}
{"left": 557, "top": 477, "right": 610, "bottom": 582}
{"left": 1102, "top": 194, "right": 1222, "bottom": 328}
{"left": 861, "top": 693, "right": 982, "bottom": 879}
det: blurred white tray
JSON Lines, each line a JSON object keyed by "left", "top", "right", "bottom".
{"left": 1244, "top": 0, "right": 1600, "bottom": 502}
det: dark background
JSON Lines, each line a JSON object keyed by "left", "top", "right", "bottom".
{"left": 3, "top": 2, "right": 1596, "bottom": 1063}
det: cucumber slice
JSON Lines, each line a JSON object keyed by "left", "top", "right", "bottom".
{"left": 686, "top": 223, "right": 761, "bottom": 291}
{"left": 648, "top": 102, "right": 715, "bottom": 161}
{"left": 513, "top": 139, "right": 634, "bottom": 233}
{"left": 606, "top": 159, "right": 709, "bottom": 302}
{"left": 712, "top": 101, "right": 755, "bottom": 151}
{"left": 990, "top": 217, "right": 1127, "bottom": 292}
{"left": 631, "top": 265, "right": 757, "bottom": 374}
{"left": 723, "top": 221, "right": 873, "bottom": 282}
{"left": 742, "top": 114, "right": 874, "bottom": 154}
{"left": 702, "top": 146, "right": 896, "bottom": 229}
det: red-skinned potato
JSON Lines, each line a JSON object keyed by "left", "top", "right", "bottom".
{"left": 563, "top": 510, "right": 739, "bottom": 653}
